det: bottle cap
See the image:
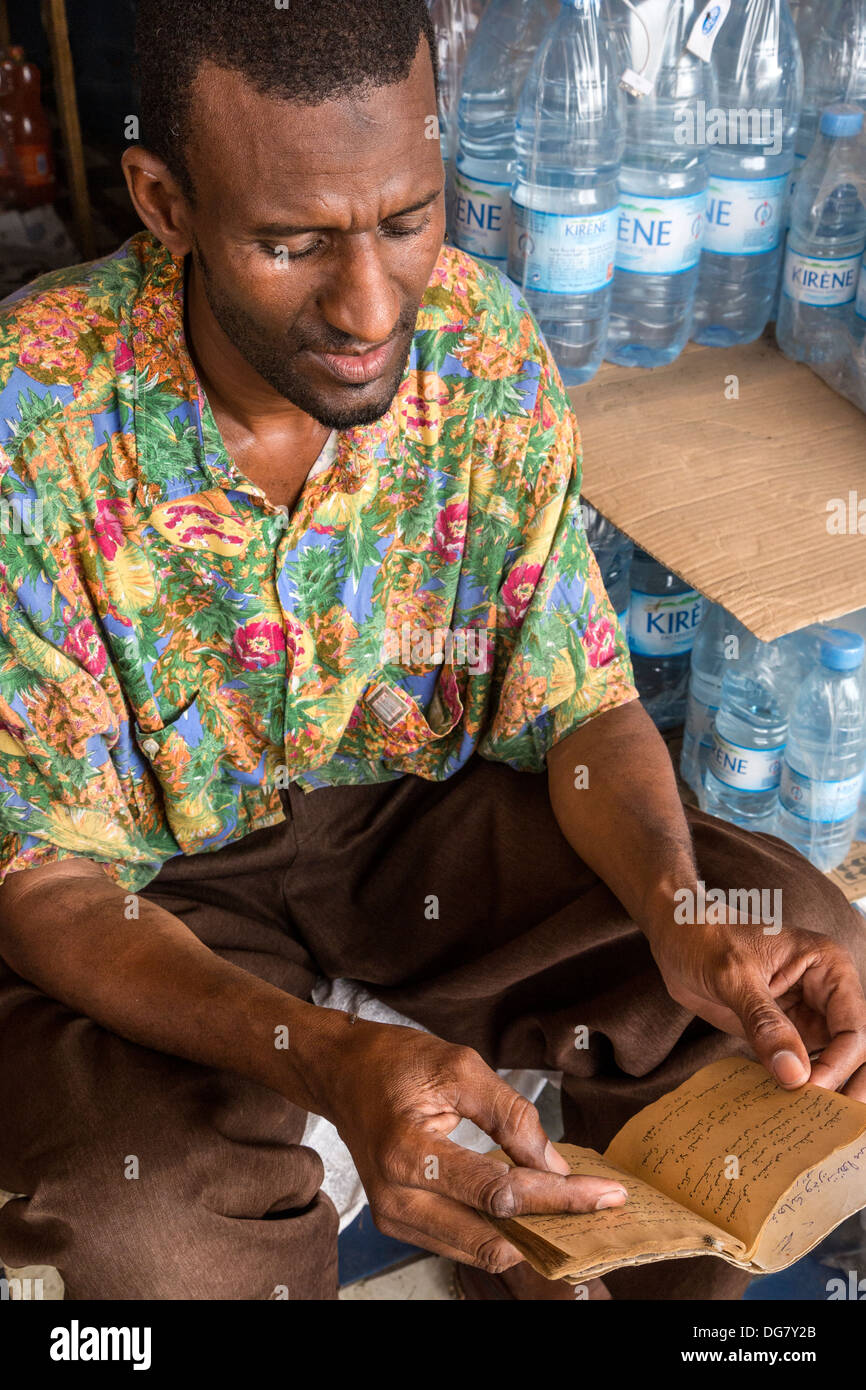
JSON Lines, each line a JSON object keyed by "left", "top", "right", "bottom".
{"left": 820, "top": 104, "right": 864, "bottom": 138}
{"left": 819, "top": 629, "right": 865, "bottom": 671}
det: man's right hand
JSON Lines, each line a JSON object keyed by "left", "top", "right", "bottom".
{"left": 0, "top": 860, "right": 628, "bottom": 1272}
{"left": 308, "top": 1014, "right": 629, "bottom": 1271}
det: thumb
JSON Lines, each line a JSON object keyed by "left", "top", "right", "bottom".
{"left": 737, "top": 976, "right": 811, "bottom": 1088}
{"left": 459, "top": 1063, "right": 572, "bottom": 1176}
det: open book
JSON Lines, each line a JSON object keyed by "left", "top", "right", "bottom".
{"left": 492, "top": 1056, "right": 866, "bottom": 1282}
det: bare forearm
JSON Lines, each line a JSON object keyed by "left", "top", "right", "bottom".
{"left": 547, "top": 700, "right": 698, "bottom": 944}
{"left": 0, "top": 863, "right": 346, "bottom": 1116}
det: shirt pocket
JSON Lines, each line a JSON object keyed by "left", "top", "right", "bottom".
{"left": 361, "top": 662, "right": 466, "bottom": 773}
{"left": 133, "top": 695, "right": 236, "bottom": 853}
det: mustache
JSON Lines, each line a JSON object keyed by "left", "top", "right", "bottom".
{"left": 295, "top": 310, "right": 418, "bottom": 357}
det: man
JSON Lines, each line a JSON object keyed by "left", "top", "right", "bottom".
{"left": 0, "top": 0, "right": 863, "bottom": 1303}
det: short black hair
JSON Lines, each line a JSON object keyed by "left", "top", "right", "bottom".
{"left": 134, "top": 0, "right": 439, "bottom": 202}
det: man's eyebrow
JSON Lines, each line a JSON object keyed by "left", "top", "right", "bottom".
{"left": 251, "top": 189, "right": 443, "bottom": 238}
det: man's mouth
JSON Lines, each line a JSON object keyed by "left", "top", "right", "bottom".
{"left": 311, "top": 340, "right": 395, "bottom": 386}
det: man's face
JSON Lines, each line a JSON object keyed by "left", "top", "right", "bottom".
{"left": 182, "top": 44, "right": 445, "bottom": 430}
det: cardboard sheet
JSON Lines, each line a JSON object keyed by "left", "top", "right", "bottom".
{"left": 570, "top": 339, "right": 866, "bottom": 642}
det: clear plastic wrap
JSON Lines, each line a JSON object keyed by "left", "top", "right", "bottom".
{"left": 429, "top": 0, "right": 489, "bottom": 229}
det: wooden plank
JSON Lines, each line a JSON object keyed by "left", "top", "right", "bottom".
{"left": 42, "top": 0, "right": 95, "bottom": 259}
{"left": 570, "top": 340, "right": 866, "bottom": 642}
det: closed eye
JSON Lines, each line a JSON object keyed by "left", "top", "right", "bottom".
{"left": 260, "top": 209, "right": 435, "bottom": 262}
{"left": 382, "top": 211, "right": 434, "bottom": 239}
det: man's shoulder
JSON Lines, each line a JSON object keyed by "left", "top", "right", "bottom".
{"left": 417, "top": 244, "right": 547, "bottom": 378}
{"left": 0, "top": 232, "right": 158, "bottom": 445}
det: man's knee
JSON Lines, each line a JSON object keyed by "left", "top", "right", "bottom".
{"left": 0, "top": 1136, "right": 338, "bottom": 1300}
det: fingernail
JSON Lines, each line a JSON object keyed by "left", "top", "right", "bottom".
{"left": 544, "top": 1141, "right": 571, "bottom": 1174}
{"left": 595, "top": 1187, "right": 627, "bottom": 1211}
{"left": 773, "top": 1050, "right": 809, "bottom": 1087}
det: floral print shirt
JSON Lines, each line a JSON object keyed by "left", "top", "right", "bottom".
{"left": 0, "top": 231, "right": 637, "bottom": 893}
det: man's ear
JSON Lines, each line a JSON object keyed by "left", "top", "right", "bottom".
{"left": 121, "top": 146, "right": 194, "bottom": 258}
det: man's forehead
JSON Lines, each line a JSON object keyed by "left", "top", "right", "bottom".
{"left": 186, "top": 57, "right": 439, "bottom": 208}
{"left": 188, "top": 56, "right": 434, "bottom": 149}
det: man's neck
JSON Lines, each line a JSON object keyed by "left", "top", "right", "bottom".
{"left": 182, "top": 254, "right": 329, "bottom": 459}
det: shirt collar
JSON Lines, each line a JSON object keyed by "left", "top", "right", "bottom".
{"left": 127, "top": 232, "right": 403, "bottom": 512}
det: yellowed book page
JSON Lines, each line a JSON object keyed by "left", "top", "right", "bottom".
{"left": 605, "top": 1056, "right": 866, "bottom": 1255}
{"left": 751, "top": 1130, "right": 866, "bottom": 1271}
{"left": 492, "top": 1146, "right": 745, "bottom": 1281}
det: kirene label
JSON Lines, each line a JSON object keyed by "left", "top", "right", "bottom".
{"left": 783, "top": 248, "right": 864, "bottom": 307}
{"left": 709, "top": 732, "right": 784, "bottom": 793}
{"left": 628, "top": 590, "right": 703, "bottom": 658}
{"left": 703, "top": 174, "right": 789, "bottom": 256}
{"left": 509, "top": 204, "right": 618, "bottom": 294}
{"left": 615, "top": 191, "right": 707, "bottom": 275}
{"left": 780, "top": 765, "right": 864, "bottom": 825}
{"left": 453, "top": 168, "right": 510, "bottom": 267}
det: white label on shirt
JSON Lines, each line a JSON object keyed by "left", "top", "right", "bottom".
{"left": 709, "top": 732, "right": 785, "bottom": 792}
{"left": 704, "top": 174, "right": 789, "bottom": 256}
{"left": 510, "top": 204, "right": 618, "bottom": 294}
{"left": 780, "top": 764, "right": 864, "bottom": 824}
{"left": 615, "top": 191, "right": 707, "bottom": 274}
{"left": 453, "top": 168, "right": 511, "bottom": 265}
{"left": 628, "top": 590, "right": 703, "bottom": 657}
{"left": 783, "top": 249, "right": 864, "bottom": 307}
{"left": 686, "top": 0, "right": 732, "bottom": 61}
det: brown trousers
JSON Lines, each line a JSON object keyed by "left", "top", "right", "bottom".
{"left": 0, "top": 754, "right": 863, "bottom": 1300}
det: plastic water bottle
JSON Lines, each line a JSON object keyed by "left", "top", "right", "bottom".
{"left": 776, "top": 630, "right": 866, "bottom": 870}
{"left": 430, "top": 0, "right": 488, "bottom": 240}
{"left": 692, "top": 0, "right": 803, "bottom": 346}
{"left": 604, "top": 0, "right": 717, "bottom": 367}
{"left": 628, "top": 548, "right": 703, "bottom": 731}
{"left": 796, "top": 0, "right": 866, "bottom": 177}
{"left": 789, "top": 0, "right": 817, "bottom": 29}
{"left": 774, "top": 0, "right": 866, "bottom": 317}
{"left": 777, "top": 106, "right": 866, "bottom": 364}
{"left": 454, "top": 0, "right": 556, "bottom": 273}
{"left": 855, "top": 250, "right": 866, "bottom": 342}
{"left": 680, "top": 601, "right": 748, "bottom": 799}
{"left": 509, "top": 0, "right": 624, "bottom": 385}
{"left": 703, "top": 635, "right": 793, "bottom": 831}
{"left": 583, "top": 502, "right": 634, "bottom": 634}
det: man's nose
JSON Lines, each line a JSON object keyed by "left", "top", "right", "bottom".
{"left": 319, "top": 237, "right": 402, "bottom": 346}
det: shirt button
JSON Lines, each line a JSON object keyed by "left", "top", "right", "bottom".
{"left": 142, "top": 738, "right": 160, "bottom": 757}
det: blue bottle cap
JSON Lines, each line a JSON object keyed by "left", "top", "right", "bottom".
{"left": 820, "top": 104, "right": 865, "bottom": 138}
{"left": 819, "top": 629, "right": 865, "bottom": 671}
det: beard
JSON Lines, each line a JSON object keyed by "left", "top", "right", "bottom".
{"left": 190, "top": 240, "right": 416, "bottom": 430}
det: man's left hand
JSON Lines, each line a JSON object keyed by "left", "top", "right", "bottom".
{"left": 647, "top": 915, "right": 866, "bottom": 1102}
